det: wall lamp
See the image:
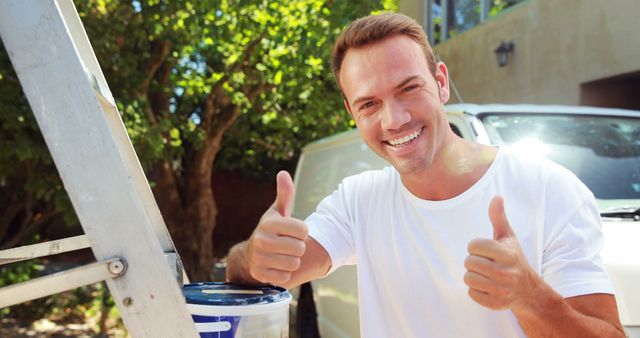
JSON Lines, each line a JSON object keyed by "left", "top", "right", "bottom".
{"left": 494, "top": 41, "right": 515, "bottom": 67}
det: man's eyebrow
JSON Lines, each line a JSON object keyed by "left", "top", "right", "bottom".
{"left": 395, "top": 75, "right": 421, "bottom": 89}
{"left": 352, "top": 95, "right": 376, "bottom": 107}
{"left": 351, "top": 75, "right": 422, "bottom": 108}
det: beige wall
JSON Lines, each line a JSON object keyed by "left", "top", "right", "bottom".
{"left": 398, "top": 0, "right": 424, "bottom": 25}
{"left": 398, "top": 0, "right": 640, "bottom": 106}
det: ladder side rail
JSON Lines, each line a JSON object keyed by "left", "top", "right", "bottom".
{"left": 56, "top": 0, "right": 189, "bottom": 284}
{"left": 0, "top": 1, "right": 197, "bottom": 336}
{"left": 56, "top": 0, "right": 179, "bottom": 257}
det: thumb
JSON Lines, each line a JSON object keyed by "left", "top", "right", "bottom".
{"left": 489, "top": 195, "right": 515, "bottom": 240}
{"left": 274, "top": 170, "right": 295, "bottom": 217}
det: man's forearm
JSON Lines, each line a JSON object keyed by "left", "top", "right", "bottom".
{"left": 225, "top": 241, "right": 264, "bottom": 286}
{"left": 512, "top": 283, "right": 625, "bottom": 338}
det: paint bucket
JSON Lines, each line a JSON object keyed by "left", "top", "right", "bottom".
{"left": 182, "top": 282, "right": 292, "bottom": 338}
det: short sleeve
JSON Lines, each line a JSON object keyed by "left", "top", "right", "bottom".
{"left": 542, "top": 197, "right": 615, "bottom": 298}
{"left": 305, "top": 180, "right": 357, "bottom": 276}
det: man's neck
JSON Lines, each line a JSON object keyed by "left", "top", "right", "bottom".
{"left": 400, "top": 139, "right": 497, "bottom": 201}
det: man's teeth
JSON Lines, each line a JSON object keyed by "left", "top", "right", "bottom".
{"left": 388, "top": 129, "right": 421, "bottom": 146}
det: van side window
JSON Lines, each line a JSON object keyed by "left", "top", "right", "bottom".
{"left": 450, "top": 123, "right": 463, "bottom": 137}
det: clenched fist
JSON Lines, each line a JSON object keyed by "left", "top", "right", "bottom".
{"left": 244, "top": 171, "right": 309, "bottom": 286}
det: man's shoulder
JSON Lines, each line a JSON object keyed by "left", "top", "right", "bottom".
{"left": 497, "top": 146, "right": 592, "bottom": 197}
{"left": 498, "top": 146, "right": 575, "bottom": 178}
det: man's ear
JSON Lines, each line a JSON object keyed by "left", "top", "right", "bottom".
{"left": 344, "top": 99, "right": 353, "bottom": 117}
{"left": 435, "top": 62, "right": 451, "bottom": 104}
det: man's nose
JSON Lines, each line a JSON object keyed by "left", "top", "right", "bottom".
{"left": 380, "top": 100, "right": 410, "bottom": 130}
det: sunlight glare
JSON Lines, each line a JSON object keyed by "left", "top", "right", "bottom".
{"left": 511, "top": 138, "right": 549, "bottom": 158}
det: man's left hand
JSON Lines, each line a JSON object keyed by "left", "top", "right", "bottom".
{"left": 464, "top": 195, "right": 542, "bottom": 310}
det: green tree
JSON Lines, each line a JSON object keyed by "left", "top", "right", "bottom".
{"left": 0, "top": 48, "right": 71, "bottom": 251}
{"left": 0, "top": 0, "right": 396, "bottom": 281}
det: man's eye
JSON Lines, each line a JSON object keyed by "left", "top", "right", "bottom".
{"left": 403, "top": 84, "right": 418, "bottom": 93}
{"left": 359, "top": 101, "right": 375, "bottom": 111}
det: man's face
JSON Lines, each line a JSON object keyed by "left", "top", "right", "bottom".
{"left": 340, "top": 35, "right": 451, "bottom": 175}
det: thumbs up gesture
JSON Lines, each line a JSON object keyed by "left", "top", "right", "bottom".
{"left": 245, "top": 171, "right": 309, "bottom": 286}
{"left": 464, "top": 196, "right": 542, "bottom": 310}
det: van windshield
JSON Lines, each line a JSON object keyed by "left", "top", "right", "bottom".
{"left": 481, "top": 113, "right": 640, "bottom": 200}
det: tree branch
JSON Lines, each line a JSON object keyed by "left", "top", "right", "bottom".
{"left": 0, "top": 201, "right": 25, "bottom": 245}
{"left": 201, "top": 31, "right": 267, "bottom": 133}
{"left": 148, "top": 58, "right": 176, "bottom": 118}
{"left": 0, "top": 207, "right": 57, "bottom": 250}
{"left": 1, "top": 73, "right": 20, "bottom": 86}
{"left": 254, "top": 139, "right": 277, "bottom": 152}
{"left": 231, "top": 31, "right": 266, "bottom": 74}
{"left": 139, "top": 40, "right": 172, "bottom": 125}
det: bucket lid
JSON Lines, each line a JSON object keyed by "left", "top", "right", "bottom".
{"left": 182, "top": 282, "right": 291, "bottom": 306}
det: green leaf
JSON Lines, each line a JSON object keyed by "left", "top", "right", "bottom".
{"left": 273, "top": 70, "right": 283, "bottom": 85}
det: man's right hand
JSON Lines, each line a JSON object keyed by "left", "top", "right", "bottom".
{"left": 244, "top": 170, "right": 309, "bottom": 285}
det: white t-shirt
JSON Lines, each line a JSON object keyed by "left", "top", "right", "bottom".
{"left": 306, "top": 147, "right": 614, "bottom": 338}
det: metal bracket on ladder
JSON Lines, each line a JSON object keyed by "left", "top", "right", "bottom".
{"left": 0, "top": 1, "right": 198, "bottom": 336}
{"left": 0, "top": 257, "right": 126, "bottom": 308}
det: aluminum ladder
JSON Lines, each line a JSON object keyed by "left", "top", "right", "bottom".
{"left": 0, "top": 1, "right": 199, "bottom": 336}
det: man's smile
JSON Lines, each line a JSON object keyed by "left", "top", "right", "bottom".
{"left": 385, "top": 127, "right": 424, "bottom": 148}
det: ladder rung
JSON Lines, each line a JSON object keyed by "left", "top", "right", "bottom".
{"left": 0, "top": 235, "right": 91, "bottom": 266}
{"left": 0, "top": 257, "right": 125, "bottom": 308}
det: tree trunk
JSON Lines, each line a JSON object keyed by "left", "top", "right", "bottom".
{"left": 150, "top": 122, "right": 234, "bottom": 281}
{"left": 151, "top": 158, "right": 216, "bottom": 282}
{"left": 143, "top": 37, "right": 246, "bottom": 281}
{"left": 180, "top": 161, "right": 217, "bottom": 282}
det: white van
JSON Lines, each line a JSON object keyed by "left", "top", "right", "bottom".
{"left": 290, "top": 104, "right": 640, "bottom": 338}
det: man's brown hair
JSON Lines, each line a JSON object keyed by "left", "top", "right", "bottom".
{"left": 332, "top": 13, "right": 437, "bottom": 89}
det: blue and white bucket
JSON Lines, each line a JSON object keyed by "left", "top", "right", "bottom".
{"left": 182, "top": 282, "right": 292, "bottom": 338}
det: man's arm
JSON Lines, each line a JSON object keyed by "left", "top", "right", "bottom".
{"left": 464, "top": 196, "right": 625, "bottom": 338}
{"left": 225, "top": 171, "right": 332, "bottom": 289}
{"left": 512, "top": 291, "right": 624, "bottom": 338}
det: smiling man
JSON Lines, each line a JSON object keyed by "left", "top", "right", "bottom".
{"left": 226, "top": 13, "right": 625, "bottom": 338}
